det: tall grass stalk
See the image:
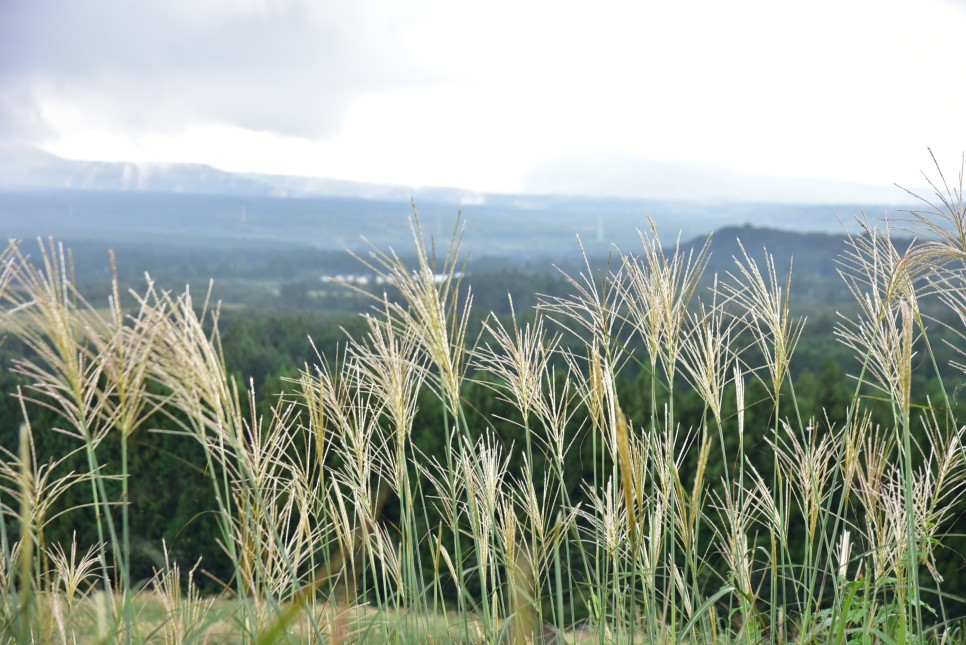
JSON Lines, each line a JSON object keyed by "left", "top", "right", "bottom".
{"left": 3, "top": 170, "right": 966, "bottom": 642}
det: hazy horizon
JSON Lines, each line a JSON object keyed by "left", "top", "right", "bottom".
{"left": 0, "top": 143, "right": 937, "bottom": 206}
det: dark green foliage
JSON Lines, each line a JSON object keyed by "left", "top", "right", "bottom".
{"left": 3, "top": 225, "right": 966, "bottom": 625}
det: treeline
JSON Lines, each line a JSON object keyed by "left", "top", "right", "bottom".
{"left": 3, "top": 294, "right": 965, "bottom": 600}
{"left": 4, "top": 224, "right": 966, "bottom": 620}
{"left": 16, "top": 224, "right": 861, "bottom": 314}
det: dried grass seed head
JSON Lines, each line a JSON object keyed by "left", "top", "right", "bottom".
{"left": 620, "top": 221, "right": 711, "bottom": 381}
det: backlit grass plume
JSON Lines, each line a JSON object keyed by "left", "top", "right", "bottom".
{"left": 1, "top": 163, "right": 966, "bottom": 644}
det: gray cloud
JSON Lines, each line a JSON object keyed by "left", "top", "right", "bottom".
{"left": 0, "top": 0, "right": 441, "bottom": 141}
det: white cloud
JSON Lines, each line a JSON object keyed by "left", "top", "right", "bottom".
{"left": 5, "top": 0, "right": 966, "bottom": 199}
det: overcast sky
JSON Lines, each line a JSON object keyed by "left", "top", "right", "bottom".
{"left": 2, "top": 0, "right": 965, "bottom": 201}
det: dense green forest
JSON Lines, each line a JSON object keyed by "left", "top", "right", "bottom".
{"left": 3, "top": 217, "right": 966, "bottom": 643}
{"left": 2, "top": 223, "right": 965, "bottom": 595}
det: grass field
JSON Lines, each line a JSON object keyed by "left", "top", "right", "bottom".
{"left": 2, "top": 166, "right": 966, "bottom": 643}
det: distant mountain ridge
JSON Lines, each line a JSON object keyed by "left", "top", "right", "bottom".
{"left": 0, "top": 145, "right": 483, "bottom": 203}
{"left": 0, "top": 145, "right": 922, "bottom": 207}
{"left": 0, "top": 145, "right": 253, "bottom": 193}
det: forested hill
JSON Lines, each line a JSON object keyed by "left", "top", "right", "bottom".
{"left": 4, "top": 221, "right": 881, "bottom": 319}
{"left": 672, "top": 224, "right": 847, "bottom": 277}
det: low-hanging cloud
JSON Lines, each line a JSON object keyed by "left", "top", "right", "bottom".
{"left": 0, "top": 0, "right": 445, "bottom": 143}
{"left": 2, "top": 0, "right": 965, "bottom": 198}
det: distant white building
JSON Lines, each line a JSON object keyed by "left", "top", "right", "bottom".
{"left": 322, "top": 271, "right": 463, "bottom": 285}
